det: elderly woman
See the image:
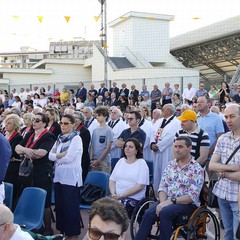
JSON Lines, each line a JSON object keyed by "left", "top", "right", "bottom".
{"left": 21, "top": 112, "right": 35, "bottom": 137}
{"left": 109, "top": 138, "right": 149, "bottom": 218}
{"left": 4, "top": 114, "right": 23, "bottom": 207}
{"left": 15, "top": 113, "right": 55, "bottom": 235}
{"left": 73, "top": 111, "right": 91, "bottom": 182}
{"left": 49, "top": 114, "right": 83, "bottom": 238}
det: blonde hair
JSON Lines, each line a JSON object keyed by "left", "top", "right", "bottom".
{"left": 5, "top": 114, "right": 22, "bottom": 131}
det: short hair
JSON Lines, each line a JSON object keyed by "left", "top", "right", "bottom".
{"left": 62, "top": 114, "right": 75, "bottom": 124}
{"left": 175, "top": 136, "right": 192, "bottom": 147}
{"left": 95, "top": 106, "right": 109, "bottom": 118}
{"left": 0, "top": 204, "right": 14, "bottom": 226}
{"left": 164, "top": 104, "right": 175, "bottom": 115}
{"left": 35, "top": 112, "right": 49, "bottom": 128}
{"left": 89, "top": 198, "right": 129, "bottom": 233}
{"left": 5, "top": 114, "right": 22, "bottom": 131}
{"left": 74, "top": 111, "right": 86, "bottom": 123}
{"left": 123, "top": 138, "right": 143, "bottom": 159}
{"left": 84, "top": 107, "right": 94, "bottom": 114}
{"left": 129, "top": 111, "right": 141, "bottom": 121}
{"left": 9, "top": 107, "right": 21, "bottom": 117}
{"left": 22, "top": 112, "right": 35, "bottom": 123}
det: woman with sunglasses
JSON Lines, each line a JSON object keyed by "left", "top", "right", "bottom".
{"left": 49, "top": 114, "right": 83, "bottom": 239}
{"left": 15, "top": 112, "right": 55, "bottom": 235}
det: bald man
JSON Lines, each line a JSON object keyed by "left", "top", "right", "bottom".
{"left": 0, "top": 204, "right": 33, "bottom": 239}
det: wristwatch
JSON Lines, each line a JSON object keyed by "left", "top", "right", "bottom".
{"left": 171, "top": 197, "right": 177, "bottom": 204}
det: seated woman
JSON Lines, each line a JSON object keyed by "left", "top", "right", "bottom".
{"left": 109, "top": 138, "right": 149, "bottom": 218}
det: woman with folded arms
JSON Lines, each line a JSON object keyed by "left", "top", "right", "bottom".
{"left": 15, "top": 113, "right": 55, "bottom": 235}
{"left": 109, "top": 138, "right": 149, "bottom": 218}
{"left": 49, "top": 114, "right": 83, "bottom": 239}
{"left": 4, "top": 114, "right": 23, "bottom": 208}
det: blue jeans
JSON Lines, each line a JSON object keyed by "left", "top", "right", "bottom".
{"left": 134, "top": 201, "right": 196, "bottom": 240}
{"left": 218, "top": 197, "right": 238, "bottom": 240}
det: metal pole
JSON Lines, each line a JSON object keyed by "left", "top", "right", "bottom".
{"left": 103, "top": 0, "right": 108, "bottom": 89}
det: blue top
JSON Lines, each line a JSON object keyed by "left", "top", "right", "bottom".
{"left": 118, "top": 127, "right": 146, "bottom": 147}
{"left": 197, "top": 111, "right": 224, "bottom": 148}
{"left": 0, "top": 133, "right": 12, "bottom": 182}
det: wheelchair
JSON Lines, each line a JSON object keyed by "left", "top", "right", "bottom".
{"left": 130, "top": 189, "right": 220, "bottom": 239}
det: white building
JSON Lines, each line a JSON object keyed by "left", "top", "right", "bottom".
{"left": 0, "top": 11, "right": 199, "bottom": 92}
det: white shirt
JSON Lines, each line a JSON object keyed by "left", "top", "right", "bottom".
{"left": 110, "top": 158, "right": 149, "bottom": 200}
{"left": 49, "top": 135, "right": 83, "bottom": 187}
{"left": 11, "top": 225, "right": 33, "bottom": 240}
{"left": 182, "top": 87, "right": 196, "bottom": 101}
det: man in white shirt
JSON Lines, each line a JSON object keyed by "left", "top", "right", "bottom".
{"left": 83, "top": 107, "right": 99, "bottom": 137}
{"left": 108, "top": 107, "right": 127, "bottom": 159}
{"left": 182, "top": 83, "right": 196, "bottom": 104}
{"left": 0, "top": 204, "right": 33, "bottom": 240}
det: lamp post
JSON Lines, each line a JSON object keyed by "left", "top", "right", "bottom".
{"left": 98, "top": 0, "right": 108, "bottom": 88}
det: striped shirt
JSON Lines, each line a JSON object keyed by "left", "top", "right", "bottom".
{"left": 213, "top": 132, "right": 240, "bottom": 201}
{"left": 175, "top": 126, "right": 210, "bottom": 160}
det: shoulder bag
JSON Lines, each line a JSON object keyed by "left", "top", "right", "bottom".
{"left": 208, "top": 144, "right": 240, "bottom": 208}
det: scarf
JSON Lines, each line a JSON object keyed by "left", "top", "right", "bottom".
{"left": 56, "top": 130, "right": 78, "bottom": 153}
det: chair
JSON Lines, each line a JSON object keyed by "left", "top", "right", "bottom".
{"left": 111, "top": 158, "right": 120, "bottom": 173}
{"left": 14, "top": 187, "right": 47, "bottom": 231}
{"left": 3, "top": 182, "right": 13, "bottom": 210}
{"left": 130, "top": 197, "right": 220, "bottom": 240}
{"left": 80, "top": 171, "right": 110, "bottom": 210}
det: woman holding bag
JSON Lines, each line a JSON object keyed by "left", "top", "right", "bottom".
{"left": 49, "top": 114, "right": 83, "bottom": 239}
{"left": 15, "top": 112, "right": 55, "bottom": 235}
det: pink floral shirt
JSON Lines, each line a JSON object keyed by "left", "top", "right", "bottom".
{"left": 158, "top": 158, "right": 204, "bottom": 207}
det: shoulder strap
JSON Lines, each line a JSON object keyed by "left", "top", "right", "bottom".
{"left": 195, "top": 129, "right": 204, "bottom": 160}
{"left": 226, "top": 144, "right": 240, "bottom": 165}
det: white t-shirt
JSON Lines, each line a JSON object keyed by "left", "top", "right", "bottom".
{"left": 11, "top": 225, "right": 33, "bottom": 240}
{"left": 110, "top": 158, "right": 149, "bottom": 200}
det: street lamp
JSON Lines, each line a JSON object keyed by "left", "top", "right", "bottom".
{"left": 98, "top": 0, "right": 108, "bottom": 88}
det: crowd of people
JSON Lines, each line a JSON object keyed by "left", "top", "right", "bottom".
{"left": 0, "top": 80, "right": 240, "bottom": 239}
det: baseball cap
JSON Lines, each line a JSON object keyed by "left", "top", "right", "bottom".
{"left": 177, "top": 109, "right": 197, "bottom": 121}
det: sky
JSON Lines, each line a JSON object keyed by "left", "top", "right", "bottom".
{"left": 0, "top": 0, "right": 239, "bottom": 52}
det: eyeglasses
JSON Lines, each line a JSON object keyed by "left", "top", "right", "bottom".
{"left": 0, "top": 222, "right": 6, "bottom": 227}
{"left": 127, "top": 118, "right": 136, "bottom": 121}
{"left": 59, "top": 122, "right": 72, "bottom": 126}
{"left": 32, "top": 118, "right": 42, "bottom": 123}
{"left": 88, "top": 227, "right": 121, "bottom": 240}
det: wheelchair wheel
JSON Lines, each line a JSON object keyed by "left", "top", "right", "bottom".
{"left": 186, "top": 207, "right": 220, "bottom": 240}
{"left": 130, "top": 197, "right": 157, "bottom": 240}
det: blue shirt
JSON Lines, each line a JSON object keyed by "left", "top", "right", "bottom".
{"left": 0, "top": 133, "right": 12, "bottom": 182}
{"left": 118, "top": 128, "right": 146, "bottom": 147}
{"left": 197, "top": 111, "right": 224, "bottom": 148}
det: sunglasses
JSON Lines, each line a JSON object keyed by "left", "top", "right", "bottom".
{"left": 32, "top": 118, "right": 42, "bottom": 123}
{"left": 59, "top": 122, "right": 72, "bottom": 126}
{"left": 88, "top": 227, "right": 121, "bottom": 240}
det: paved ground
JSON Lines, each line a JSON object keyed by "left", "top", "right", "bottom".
{"left": 51, "top": 207, "right": 224, "bottom": 240}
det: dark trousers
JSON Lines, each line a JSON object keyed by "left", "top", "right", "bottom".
{"left": 134, "top": 201, "right": 197, "bottom": 240}
{"left": 54, "top": 183, "right": 81, "bottom": 236}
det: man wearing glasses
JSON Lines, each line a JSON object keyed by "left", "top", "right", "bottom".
{"left": 87, "top": 198, "right": 129, "bottom": 240}
{"left": 0, "top": 204, "right": 33, "bottom": 239}
{"left": 115, "top": 111, "right": 146, "bottom": 150}
{"left": 0, "top": 132, "right": 11, "bottom": 204}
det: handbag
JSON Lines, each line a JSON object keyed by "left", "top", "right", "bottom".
{"left": 79, "top": 183, "right": 104, "bottom": 205}
{"left": 207, "top": 180, "right": 218, "bottom": 208}
{"left": 19, "top": 157, "right": 33, "bottom": 177}
{"left": 208, "top": 144, "right": 240, "bottom": 208}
